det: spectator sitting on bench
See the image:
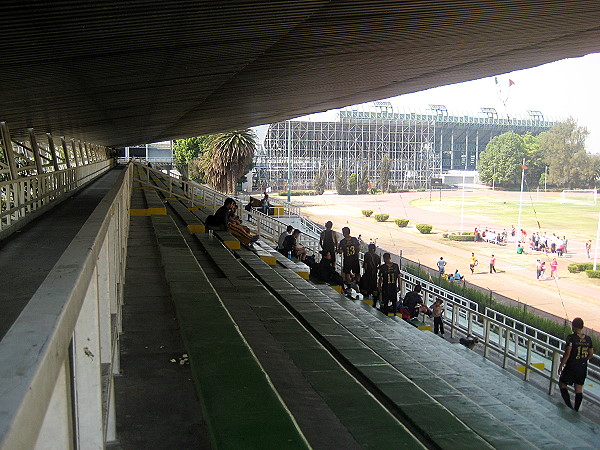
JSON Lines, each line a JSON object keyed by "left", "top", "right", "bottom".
{"left": 277, "top": 225, "right": 294, "bottom": 251}
{"left": 228, "top": 201, "right": 259, "bottom": 244}
{"left": 402, "top": 284, "right": 431, "bottom": 319}
{"left": 205, "top": 197, "right": 235, "bottom": 231}
{"left": 282, "top": 229, "right": 307, "bottom": 261}
{"left": 448, "top": 269, "right": 463, "bottom": 281}
{"left": 311, "top": 250, "right": 344, "bottom": 285}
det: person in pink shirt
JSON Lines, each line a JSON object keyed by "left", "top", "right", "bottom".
{"left": 489, "top": 254, "right": 497, "bottom": 274}
{"left": 550, "top": 258, "right": 558, "bottom": 279}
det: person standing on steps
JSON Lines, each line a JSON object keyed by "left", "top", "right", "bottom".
{"left": 319, "top": 221, "right": 338, "bottom": 268}
{"left": 378, "top": 253, "right": 400, "bottom": 316}
{"left": 489, "top": 254, "right": 497, "bottom": 274}
{"left": 558, "top": 317, "right": 594, "bottom": 411}
{"left": 469, "top": 253, "right": 478, "bottom": 274}
{"left": 361, "top": 243, "right": 381, "bottom": 306}
{"left": 337, "top": 226, "right": 361, "bottom": 292}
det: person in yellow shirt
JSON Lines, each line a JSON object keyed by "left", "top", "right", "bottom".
{"left": 469, "top": 252, "right": 478, "bottom": 274}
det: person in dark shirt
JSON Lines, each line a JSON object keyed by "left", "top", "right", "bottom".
{"left": 337, "top": 226, "right": 361, "bottom": 291}
{"left": 205, "top": 197, "right": 235, "bottom": 230}
{"left": 558, "top": 317, "right": 595, "bottom": 411}
{"left": 403, "top": 284, "right": 428, "bottom": 319}
{"left": 378, "top": 253, "right": 400, "bottom": 315}
{"left": 361, "top": 244, "right": 381, "bottom": 306}
{"left": 282, "top": 229, "right": 306, "bottom": 260}
{"left": 311, "top": 250, "right": 343, "bottom": 285}
{"left": 319, "top": 221, "right": 338, "bottom": 267}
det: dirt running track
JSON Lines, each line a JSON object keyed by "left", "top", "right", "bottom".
{"left": 282, "top": 190, "right": 600, "bottom": 333}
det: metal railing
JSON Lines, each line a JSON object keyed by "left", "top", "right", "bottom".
{"left": 401, "top": 271, "right": 600, "bottom": 403}
{"left": 0, "top": 160, "right": 113, "bottom": 234}
{"left": 0, "top": 163, "right": 131, "bottom": 448}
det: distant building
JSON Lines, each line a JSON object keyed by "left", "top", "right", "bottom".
{"left": 119, "top": 141, "right": 174, "bottom": 167}
{"left": 254, "top": 105, "right": 554, "bottom": 190}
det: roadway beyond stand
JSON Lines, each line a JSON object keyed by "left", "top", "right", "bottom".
{"left": 0, "top": 167, "right": 124, "bottom": 341}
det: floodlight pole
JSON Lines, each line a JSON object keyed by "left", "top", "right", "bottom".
{"left": 544, "top": 166, "right": 547, "bottom": 192}
{"left": 516, "top": 158, "right": 525, "bottom": 248}
{"left": 287, "top": 119, "right": 292, "bottom": 203}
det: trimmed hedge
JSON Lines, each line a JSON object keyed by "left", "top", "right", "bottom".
{"left": 277, "top": 190, "right": 318, "bottom": 196}
{"left": 416, "top": 223, "right": 433, "bottom": 234}
{"left": 362, "top": 210, "right": 374, "bottom": 217}
{"left": 448, "top": 234, "right": 475, "bottom": 241}
{"left": 374, "top": 213, "right": 389, "bottom": 222}
{"left": 586, "top": 270, "right": 600, "bottom": 278}
{"left": 568, "top": 262, "right": 594, "bottom": 273}
{"left": 395, "top": 218, "right": 409, "bottom": 227}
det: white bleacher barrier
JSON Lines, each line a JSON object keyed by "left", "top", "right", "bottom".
{"left": 0, "top": 163, "right": 131, "bottom": 449}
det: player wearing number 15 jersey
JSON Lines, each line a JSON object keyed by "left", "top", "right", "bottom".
{"left": 337, "top": 227, "right": 361, "bottom": 290}
{"left": 558, "top": 317, "right": 594, "bottom": 411}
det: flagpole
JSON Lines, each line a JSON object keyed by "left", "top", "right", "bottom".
{"left": 516, "top": 158, "right": 525, "bottom": 248}
{"left": 593, "top": 208, "right": 600, "bottom": 271}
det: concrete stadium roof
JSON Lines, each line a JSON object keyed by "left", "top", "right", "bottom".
{"left": 1, "top": 1, "right": 600, "bottom": 147}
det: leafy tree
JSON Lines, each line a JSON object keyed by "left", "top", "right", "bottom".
{"left": 379, "top": 155, "right": 391, "bottom": 192}
{"left": 539, "top": 118, "right": 588, "bottom": 188}
{"left": 520, "top": 133, "right": 545, "bottom": 189}
{"left": 173, "top": 136, "right": 210, "bottom": 178}
{"left": 348, "top": 172, "right": 358, "bottom": 194}
{"left": 358, "top": 170, "right": 369, "bottom": 194}
{"left": 314, "top": 166, "right": 327, "bottom": 194}
{"left": 203, "top": 129, "right": 256, "bottom": 193}
{"left": 335, "top": 165, "right": 348, "bottom": 194}
{"left": 477, "top": 132, "right": 523, "bottom": 188}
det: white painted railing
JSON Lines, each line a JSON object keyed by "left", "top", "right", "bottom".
{"left": 0, "top": 163, "right": 131, "bottom": 449}
{"left": 0, "top": 159, "right": 113, "bottom": 235}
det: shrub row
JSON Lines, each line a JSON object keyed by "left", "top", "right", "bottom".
{"left": 567, "top": 262, "right": 594, "bottom": 273}
{"left": 374, "top": 213, "right": 389, "bottom": 222}
{"left": 586, "top": 270, "right": 600, "bottom": 278}
{"left": 394, "top": 218, "right": 409, "bottom": 227}
{"left": 362, "top": 210, "right": 373, "bottom": 217}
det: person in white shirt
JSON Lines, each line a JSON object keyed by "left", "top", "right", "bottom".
{"left": 278, "top": 225, "right": 294, "bottom": 250}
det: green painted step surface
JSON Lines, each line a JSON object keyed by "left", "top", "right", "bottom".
{"left": 150, "top": 215, "right": 308, "bottom": 450}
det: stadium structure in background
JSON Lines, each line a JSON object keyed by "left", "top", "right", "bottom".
{"left": 254, "top": 102, "right": 555, "bottom": 190}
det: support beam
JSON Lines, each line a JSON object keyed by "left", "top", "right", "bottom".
{"left": 60, "top": 136, "right": 71, "bottom": 169}
{"left": 46, "top": 133, "right": 60, "bottom": 171}
{"left": 28, "top": 128, "right": 44, "bottom": 175}
{"left": 1, "top": 122, "right": 18, "bottom": 180}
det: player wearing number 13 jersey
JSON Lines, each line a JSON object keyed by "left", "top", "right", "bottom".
{"left": 337, "top": 227, "right": 361, "bottom": 288}
{"left": 378, "top": 253, "right": 400, "bottom": 315}
{"left": 558, "top": 317, "right": 594, "bottom": 411}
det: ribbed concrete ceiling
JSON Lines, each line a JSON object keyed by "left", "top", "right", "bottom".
{"left": 1, "top": 1, "right": 599, "bottom": 147}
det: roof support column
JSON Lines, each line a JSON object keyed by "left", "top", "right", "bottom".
{"left": 71, "top": 139, "right": 80, "bottom": 167}
{"left": 28, "top": 128, "right": 44, "bottom": 175}
{"left": 1, "top": 122, "right": 18, "bottom": 180}
{"left": 60, "top": 136, "right": 71, "bottom": 169}
{"left": 46, "top": 133, "right": 60, "bottom": 171}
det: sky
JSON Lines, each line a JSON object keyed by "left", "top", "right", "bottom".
{"left": 289, "top": 52, "right": 600, "bottom": 153}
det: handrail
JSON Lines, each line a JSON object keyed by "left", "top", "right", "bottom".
{"left": 0, "top": 163, "right": 131, "bottom": 448}
{"left": 0, "top": 159, "right": 113, "bottom": 235}
{"left": 401, "top": 270, "right": 600, "bottom": 404}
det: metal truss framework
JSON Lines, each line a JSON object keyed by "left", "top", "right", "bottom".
{"left": 256, "top": 111, "right": 554, "bottom": 190}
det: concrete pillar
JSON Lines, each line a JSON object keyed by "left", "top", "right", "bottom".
{"left": 1, "top": 122, "right": 18, "bottom": 180}
{"left": 72, "top": 267, "right": 103, "bottom": 449}
{"left": 60, "top": 136, "right": 71, "bottom": 169}
{"left": 28, "top": 128, "right": 44, "bottom": 175}
{"left": 34, "top": 359, "right": 74, "bottom": 450}
{"left": 71, "top": 139, "right": 80, "bottom": 167}
{"left": 46, "top": 133, "right": 60, "bottom": 171}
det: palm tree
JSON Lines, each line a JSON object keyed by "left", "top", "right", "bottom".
{"left": 203, "top": 129, "right": 256, "bottom": 193}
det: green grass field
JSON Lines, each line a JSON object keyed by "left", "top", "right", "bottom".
{"left": 411, "top": 194, "right": 599, "bottom": 240}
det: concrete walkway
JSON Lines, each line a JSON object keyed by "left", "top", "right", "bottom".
{"left": 285, "top": 191, "right": 600, "bottom": 332}
{"left": 0, "top": 168, "right": 124, "bottom": 341}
